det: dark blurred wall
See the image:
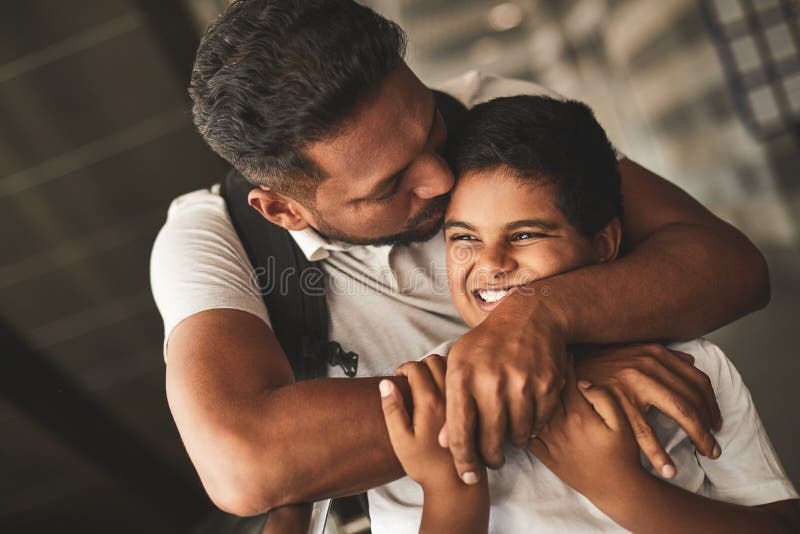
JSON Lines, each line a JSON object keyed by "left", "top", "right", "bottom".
{"left": 0, "top": 1, "right": 227, "bottom": 531}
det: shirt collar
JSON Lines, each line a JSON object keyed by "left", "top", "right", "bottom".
{"left": 288, "top": 227, "right": 354, "bottom": 262}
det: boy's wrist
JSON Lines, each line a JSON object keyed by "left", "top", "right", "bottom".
{"left": 585, "top": 465, "right": 654, "bottom": 517}
{"left": 421, "top": 466, "right": 487, "bottom": 494}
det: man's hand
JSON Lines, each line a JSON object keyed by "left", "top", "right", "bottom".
{"left": 443, "top": 292, "right": 568, "bottom": 484}
{"left": 575, "top": 343, "right": 722, "bottom": 479}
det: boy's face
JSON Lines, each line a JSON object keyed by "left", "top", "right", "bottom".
{"left": 445, "top": 167, "right": 613, "bottom": 328}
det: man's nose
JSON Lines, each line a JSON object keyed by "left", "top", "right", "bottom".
{"left": 411, "top": 153, "right": 454, "bottom": 199}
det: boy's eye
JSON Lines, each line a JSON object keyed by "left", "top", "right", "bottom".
{"left": 512, "top": 232, "right": 548, "bottom": 241}
{"left": 450, "top": 233, "right": 478, "bottom": 241}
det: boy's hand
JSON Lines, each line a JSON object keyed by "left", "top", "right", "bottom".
{"left": 528, "top": 364, "right": 643, "bottom": 501}
{"left": 574, "top": 343, "right": 722, "bottom": 479}
{"left": 380, "top": 355, "right": 472, "bottom": 490}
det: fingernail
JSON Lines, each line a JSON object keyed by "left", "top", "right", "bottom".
{"left": 461, "top": 471, "right": 479, "bottom": 485}
{"left": 711, "top": 443, "right": 721, "bottom": 459}
{"left": 578, "top": 380, "right": 592, "bottom": 389}
{"left": 379, "top": 380, "right": 392, "bottom": 397}
{"left": 661, "top": 464, "right": 676, "bottom": 479}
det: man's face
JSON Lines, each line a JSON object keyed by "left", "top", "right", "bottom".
{"left": 444, "top": 167, "right": 597, "bottom": 328}
{"left": 299, "top": 64, "right": 453, "bottom": 246}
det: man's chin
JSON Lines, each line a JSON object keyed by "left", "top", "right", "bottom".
{"left": 365, "top": 214, "right": 444, "bottom": 247}
{"left": 310, "top": 214, "right": 443, "bottom": 248}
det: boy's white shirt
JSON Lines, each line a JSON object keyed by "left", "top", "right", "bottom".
{"left": 367, "top": 338, "right": 798, "bottom": 534}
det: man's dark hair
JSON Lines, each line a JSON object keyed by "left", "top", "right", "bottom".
{"left": 447, "top": 95, "right": 622, "bottom": 237}
{"left": 189, "top": 0, "right": 406, "bottom": 199}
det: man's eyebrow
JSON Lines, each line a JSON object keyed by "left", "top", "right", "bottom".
{"left": 505, "top": 219, "right": 561, "bottom": 231}
{"left": 358, "top": 96, "right": 439, "bottom": 201}
{"left": 444, "top": 220, "right": 477, "bottom": 231}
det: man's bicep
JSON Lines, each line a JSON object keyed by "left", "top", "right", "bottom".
{"left": 166, "top": 308, "right": 294, "bottom": 411}
{"left": 618, "top": 158, "right": 723, "bottom": 246}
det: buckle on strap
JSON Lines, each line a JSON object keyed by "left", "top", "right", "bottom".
{"left": 324, "top": 341, "right": 359, "bottom": 377}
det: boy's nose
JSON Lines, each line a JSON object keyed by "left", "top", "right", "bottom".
{"left": 476, "top": 246, "right": 517, "bottom": 279}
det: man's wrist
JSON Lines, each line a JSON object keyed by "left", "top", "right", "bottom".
{"left": 495, "top": 281, "right": 569, "bottom": 337}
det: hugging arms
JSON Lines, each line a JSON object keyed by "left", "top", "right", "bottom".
{"left": 163, "top": 158, "right": 766, "bottom": 515}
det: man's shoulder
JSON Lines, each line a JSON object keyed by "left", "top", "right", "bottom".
{"left": 433, "top": 70, "right": 564, "bottom": 108}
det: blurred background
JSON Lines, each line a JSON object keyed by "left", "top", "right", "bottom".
{"left": 1, "top": 0, "right": 798, "bottom": 532}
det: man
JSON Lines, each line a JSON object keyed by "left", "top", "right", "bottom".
{"left": 151, "top": 0, "right": 769, "bottom": 516}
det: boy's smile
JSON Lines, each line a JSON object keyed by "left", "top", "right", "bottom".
{"left": 445, "top": 166, "right": 614, "bottom": 328}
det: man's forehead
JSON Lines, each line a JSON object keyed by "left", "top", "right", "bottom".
{"left": 305, "top": 65, "right": 433, "bottom": 190}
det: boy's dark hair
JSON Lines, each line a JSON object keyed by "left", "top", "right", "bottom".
{"left": 189, "top": 0, "right": 406, "bottom": 200}
{"left": 447, "top": 95, "right": 622, "bottom": 237}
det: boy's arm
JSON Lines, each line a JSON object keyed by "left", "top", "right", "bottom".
{"left": 419, "top": 477, "right": 489, "bottom": 534}
{"left": 381, "top": 357, "right": 489, "bottom": 534}
{"left": 529, "top": 367, "right": 799, "bottom": 534}
{"left": 596, "top": 474, "right": 799, "bottom": 534}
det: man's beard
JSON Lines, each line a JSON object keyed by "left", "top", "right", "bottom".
{"left": 310, "top": 194, "right": 449, "bottom": 247}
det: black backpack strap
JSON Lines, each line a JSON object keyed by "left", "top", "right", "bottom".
{"left": 219, "top": 169, "right": 358, "bottom": 380}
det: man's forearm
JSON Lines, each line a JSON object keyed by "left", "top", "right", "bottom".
{"left": 527, "top": 221, "right": 768, "bottom": 344}
{"left": 250, "top": 376, "right": 410, "bottom": 508}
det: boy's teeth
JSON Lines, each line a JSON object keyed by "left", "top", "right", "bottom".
{"left": 478, "top": 289, "right": 508, "bottom": 303}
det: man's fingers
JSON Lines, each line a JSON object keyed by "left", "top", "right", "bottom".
{"left": 508, "top": 381, "right": 534, "bottom": 447}
{"left": 577, "top": 382, "right": 623, "bottom": 430}
{"left": 615, "top": 391, "right": 677, "bottom": 479}
{"left": 649, "top": 347, "right": 721, "bottom": 432}
{"left": 379, "top": 380, "right": 412, "bottom": 449}
{"left": 445, "top": 375, "right": 482, "bottom": 484}
{"left": 674, "top": 350, "right": 695, "bottom": 364}
{"left": 438, "top": 423, "right": 449, "bottom": 448}
{"left": 636, "top": 371, "right": 720, "bottom": 459}
{"left": 475, "top": 391, "right": 508, "bottom": 468}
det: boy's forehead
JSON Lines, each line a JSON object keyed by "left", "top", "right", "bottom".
{"left": 447, "top": 169, "right": 563, "bottom": 224}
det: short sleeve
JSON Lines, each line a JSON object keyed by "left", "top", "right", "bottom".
{"left": 673, "top": 339, "right": 799, "bottom": 506}
{"left": 417, "top": 339, "right": 456, "bottom": 361}
{"left": 150, "top": 187, "right": 271, "bottom": 361}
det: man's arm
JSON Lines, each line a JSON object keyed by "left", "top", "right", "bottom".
{"left": 165, "top": 309, "right": 408, "bottom": 516}
{"left": 551, "top": 158, "right": 770, "bottom": 343}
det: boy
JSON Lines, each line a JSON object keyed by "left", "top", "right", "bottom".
{"left": 376, "top": 96, "right": 799, "bottom": 533}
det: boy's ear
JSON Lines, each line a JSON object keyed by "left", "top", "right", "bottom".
{"left": 592, "top": 217, "right": 622, "bottom": 263}
{"left": 247, "top": 186, "right": 311, "bottom": 231}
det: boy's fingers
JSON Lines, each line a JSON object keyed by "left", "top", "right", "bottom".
{"left": 421, "top": 354, "right": 447, "bottom": 395}
{"left": 615, "top": 392, "right": 677, "bottom": 479}
{"left": 380, "top": 380, "right": 412, "bottom": 446}
{"left": 577, "top": 382, "right": 623, "bottom": 430}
